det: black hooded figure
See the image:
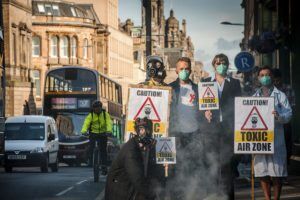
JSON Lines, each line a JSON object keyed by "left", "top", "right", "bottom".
{"left": 105, "top": 117, "right": 163, "bottom": 200}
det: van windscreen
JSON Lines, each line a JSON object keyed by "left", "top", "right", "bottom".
{"left": 5, "top": 123, "right": 45, "bottom": 140}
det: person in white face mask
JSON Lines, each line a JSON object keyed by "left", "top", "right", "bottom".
{"left": 202, "top": 53, "right": 242, "bottom": 200}
{"left": 253, "top": 66, "right": 292, "bottom": 200}
{"left": 168, "top": 57, "right": 202, "bottom": 199}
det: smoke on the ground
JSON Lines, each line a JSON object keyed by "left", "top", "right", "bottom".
{"left": 165, "top": 121, "right": 233, "bottom": 200}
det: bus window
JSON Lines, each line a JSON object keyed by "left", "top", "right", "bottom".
{"left": 45, "top": 68, "right": 97, "bottom": 93}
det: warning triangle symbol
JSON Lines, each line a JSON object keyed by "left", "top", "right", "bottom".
{"left": 159, "top": 141, "right": 172, "bottom": 153}
{"left": 241, "top": 106, "right": 268, "bottom": 130}
{"left": 202, "top": 87, "right": 215, "bottom": 98}
{"left": 133, "top": 97, "right": 161, "bottom": 122}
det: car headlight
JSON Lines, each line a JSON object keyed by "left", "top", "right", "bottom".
{"left": 30, "top": 147, "right": 44, "bottom": 153}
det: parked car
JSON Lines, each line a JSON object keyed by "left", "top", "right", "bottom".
{"left": 4, "top": 115, "right": 59, "bottom": 173}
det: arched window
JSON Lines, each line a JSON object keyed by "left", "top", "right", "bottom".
{"left": 83, "top": 38, "right": 88, "bottom": 59}
{"left": 71, "top": 37, "right": 77, "bottom": 58}
{"left": 32, "top": 36, "right": 41, "bottom": 57}
{"left": 50, "top": 36, "right": 58, "bottom": 57}
{"left": 60, "top": 36, "right": 69, "bottom": 58}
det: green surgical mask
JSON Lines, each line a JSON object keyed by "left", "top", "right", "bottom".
{"left": 259, "top": 75, "right": 272, "bottom": 86}
{"left": 216, "top": 64, "right": 228, "bottom": 76}
{"left": 178, "top": 69, "right": 190, "bottom": 81}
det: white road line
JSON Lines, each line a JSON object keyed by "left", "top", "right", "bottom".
{"left": 76, "top": 180, "right": 87, "bottom": 185}
{"left": 55, "top": 186, "right": 74, "bottom": 197}
{"left": 95, "top": 190, "right": 105, "bottom": 200}
{"left": 256, "top": 193, "right": 300, "bottom": 200}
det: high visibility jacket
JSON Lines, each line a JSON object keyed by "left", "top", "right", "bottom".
{"left": 140, "top": 78, "right": 168, "bottom": 86}
{"left": 81, "top": 111, "right": 112, "bottom": 134}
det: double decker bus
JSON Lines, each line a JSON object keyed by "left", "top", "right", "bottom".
{"left": 43, "top": 66, "right": 123, "bottom": 166}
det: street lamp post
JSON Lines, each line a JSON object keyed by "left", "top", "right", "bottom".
{"left": 142, "top": 0, "right": 152, "bottom": 57}
{"left": 220, "top": 21, "right": 244, "bottom": 26}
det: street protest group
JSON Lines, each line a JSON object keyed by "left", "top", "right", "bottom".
{"left": 104, "top": 54, "right": 293, "bottom": 200}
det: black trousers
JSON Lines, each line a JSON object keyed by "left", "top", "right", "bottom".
{"left": 89, "top": 133, "right": 108, "bottom": 166}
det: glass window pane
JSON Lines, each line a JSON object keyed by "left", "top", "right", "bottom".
{"left": 37, "top": 4, "right": 45, "bottom": 13}
{"left": 45, "top": 4, "right": 52, "bottom": 15}
{"left": 52, "top": 5, "right": 60, "bottom": 16}
{"left": 60, "top": 37, "right": 69, "bottom": 57}
{"left": 83, "top": 39, "right": 88, "bottom": 59}
{"left": 51, "top": 36, "right": 58, "bottom": 57}
{"left": 70, "top": 7, "right": 77, "bottom": 17}
{"left": 71, "top": 37, "right": 77, "bottom": 58}
{"left": 32, "top": 36, "right": 40, "bottom": 57}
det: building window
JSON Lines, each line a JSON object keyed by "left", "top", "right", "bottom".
{"left": 70, "top": 7, "right": 77, "bottom": 17}
{"left": 60, "top": 36, "right": 69, "bottom": 58}
{"left": 31, "top": 70, "right": 41, "bottom": 97}
{"left": 52, "top": 5, "right": 60, "bottom": 16}
{"left": 152, "top": 6, "right": 155, "bottom": 18}
{"left": 133, "top": 51, "right": 139, "bottom": 61}
{"left": 21, "top": 35, "right": 26, "bottom": 64}
{"left": 32, "top": 36, "right": 41, "bottom": 57}
{"left": 45, "top": 4, "right": 52, "bottom": 15}
{"left": 11, "top": 33, "right": 17, "bottom": 65}
{"left": 50, "top": 36, "right": 58, "bottom": 57}
{"left": 83, "top": 38, "right": 88, "bottom": 59}
{"left": 71, "top": 37, "right": 77, "bottom": 58}
{"left": 37, "top": 4, "right": 45, "bottom": 13}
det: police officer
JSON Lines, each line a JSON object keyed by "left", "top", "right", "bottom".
{"left": 105, "top": 117, "right": 158, "bottom": 200}
{"left": 81, "top": 100, "right": 112, "bottom": 175}
{"left": 140, "top": 55, "right": 168, "bottom": 86}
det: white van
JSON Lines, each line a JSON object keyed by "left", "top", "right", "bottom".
{"left": 4, "top": 115, "right": 59, "bottom": 173}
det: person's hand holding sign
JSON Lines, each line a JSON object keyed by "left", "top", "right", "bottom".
{"left": 272, "top": 110, "right": 279, "bottom": 120}
{"left": 205, "top": 110, "right": 212, "bottom": 123}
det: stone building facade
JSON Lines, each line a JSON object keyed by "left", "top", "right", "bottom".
{"left": 72, "top": 0, "right": 134, "bottom": 107}
{"left": 122, "top": 0, "right": 195, "bottom": 83}
{"left": 31, "top": 0, "right": 109, "bottom": 111}
{"left": 2, "top": 0, "right": 36, "bottom": 117}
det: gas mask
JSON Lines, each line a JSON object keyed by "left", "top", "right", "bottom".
{"left": 134, "top": 117, "right": 154, "bottom": 147}
{"left": 146, "top": 56, "right": 166, "bottom": 81}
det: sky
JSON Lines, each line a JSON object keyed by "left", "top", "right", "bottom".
{"left": 119, "top": 0, "right": 244, "bottom": 73}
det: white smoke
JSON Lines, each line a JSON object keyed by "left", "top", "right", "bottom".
{"left": 162, "top": 126, "right": 232, "bottom": 200}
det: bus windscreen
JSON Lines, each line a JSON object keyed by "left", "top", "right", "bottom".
{"left": 45, "top": 68, "right": 97, "bottom": 93}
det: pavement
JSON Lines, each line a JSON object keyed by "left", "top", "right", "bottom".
{"left": 0, "top": 157, "right": 299, "bottom": 200}
{"left": 235, "top": 158, "right": 300, "bottom": 200}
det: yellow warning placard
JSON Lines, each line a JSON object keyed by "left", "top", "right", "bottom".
{"left": 125, "top": 85, "right": 172, "bottom": 142}
{"left": 198, "top": 82, "right": 219, "bottom": 110}
{"left": 234, "top": 97, "right": 274, "bottom": 154}
{"left": 156, "top": 137, "right": 176, "bottom": 164}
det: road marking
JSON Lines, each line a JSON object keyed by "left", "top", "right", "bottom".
{"left": 95, "top": 190, "right": 105, "bottom": 200}
{"left": 56, "top": 186, "right": 74, "bottom": 196}
{"left": 76, "top": 180, "right": 87, "bottom": 185}
{"left": 256, "top": 193, "right": 300, "bottom": 200}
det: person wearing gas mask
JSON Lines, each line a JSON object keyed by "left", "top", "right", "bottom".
{"left": 202, "top": 53, "right": 241, "bottom": 200}
{"left": 105, "top": 117, "right": 161, "bottom": 200}
{"left": 141, "top": 55, "right": 168, "bottom": 86}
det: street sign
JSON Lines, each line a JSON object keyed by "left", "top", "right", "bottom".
{"left": 234, "top": 51, "right": 255, "bottom": 72}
